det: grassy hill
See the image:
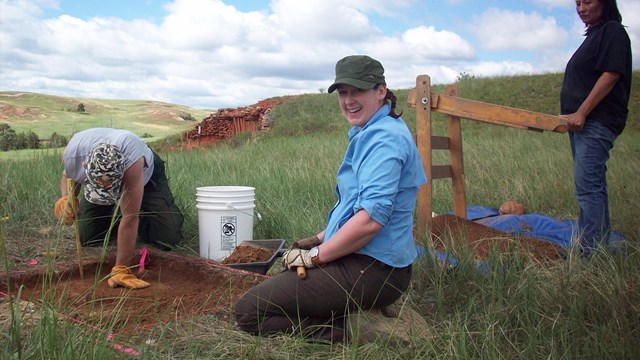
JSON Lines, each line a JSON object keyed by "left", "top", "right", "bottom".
{"left": 0, "top": 91, "right": 214, "bottom": 141}
{"left": 266, "top": 70, "right": 639, "bottom": 142}
{"left": 1, "top": 70, "right": 638, "bottom": 146}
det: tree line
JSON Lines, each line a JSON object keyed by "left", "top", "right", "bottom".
{"left": 0, "top": 123, "right": 68, "bottom": 151}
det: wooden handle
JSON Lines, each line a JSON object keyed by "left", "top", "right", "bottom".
{"left": 67, "top": 178, "right": 84, "bottom": 280}
{"left": 297, "top": 266, "right": 306, "bottom": 279}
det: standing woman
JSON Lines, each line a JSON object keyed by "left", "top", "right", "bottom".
{"left": 235, "top": 55, "right": 427, "bottom": 342}
{"left": 560, "top": 0, "right": 632, "bottom": 255}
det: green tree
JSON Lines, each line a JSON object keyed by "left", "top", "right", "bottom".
{"left": 26, "top": 131, "right": 40, "bottom": 149}
{"left": 0, "top": 123, "right": 17, "bottom": 151}
{"left": 14, "top": 132, "right": 27, "bottom": 149}
{"left": 49, "top": 132, "right": 68, "bottom": 148}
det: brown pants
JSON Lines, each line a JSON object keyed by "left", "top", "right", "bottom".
{"left": 234, "top": 253, "right": 411, "bottom": 342}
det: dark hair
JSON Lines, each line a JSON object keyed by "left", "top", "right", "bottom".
{"left": 375, "top": 84, "right": 402, "bottom": 118}
{"left": 600, "top": 0, "right": 623, "bottom": 23}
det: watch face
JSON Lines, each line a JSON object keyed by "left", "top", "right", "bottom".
{"left": 310, "top": 247, "right": 319, "bottom": 257}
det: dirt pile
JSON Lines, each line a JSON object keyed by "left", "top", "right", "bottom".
{"left": 430, "top": 214, "right": 562, "bottom": 262}
{"left": 222, "top": 244, "right": 275, "bottom": 264}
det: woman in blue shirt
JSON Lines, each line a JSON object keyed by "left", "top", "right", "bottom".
{"left": 235, "top": 55, "right": 427, "bottom": 342}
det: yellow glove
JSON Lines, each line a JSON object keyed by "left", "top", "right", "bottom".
{"left": 107, "top": 265, "right": 150, "bottom": 289}
{"left": 54, "top": 196, "right": 79, "bottom": 225}
{"left": 281, "top": 248, "right": 316, "bottom": 270}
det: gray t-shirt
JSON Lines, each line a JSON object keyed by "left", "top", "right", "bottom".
{"left": 63, "top": 128, "right": 154, "bottom": 185}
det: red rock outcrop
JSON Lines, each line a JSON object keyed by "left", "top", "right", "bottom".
{"left": 184, "top": 98, "right": 286, "bottom": 146}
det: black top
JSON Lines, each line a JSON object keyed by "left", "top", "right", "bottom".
{"left": 560, "top": 21, "right": 632, "bottom": 135}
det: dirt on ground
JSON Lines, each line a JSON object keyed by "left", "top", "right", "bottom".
{"left": 0, "top": 214, "right": 564, "bottom": 335}
{"left": 430, "top": 214, "right": 562, "bottom": 262}
{"left": 1, "top": 206, "right": 567, "bottom": 349}
{"left": 0, "top": 249, "right": 266, "bottom": 332}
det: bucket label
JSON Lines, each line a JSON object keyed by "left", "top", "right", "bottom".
{"left": 220, "top": 216, "right": 237, "bottom": 251}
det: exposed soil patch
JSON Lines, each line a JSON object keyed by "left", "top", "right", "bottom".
{"left": 430, "top": 214, "right": 562, "bottom": 262}
{"left": 0, "top": 215, "right": 563, "bottom": 336}
{"left": 0, "top": 250, "right": 264, "bottom": 331}
{"left": 177, "top": 97, "right": 289, "bottom": 150}
{"left": 222, "top": 244, "right": 274, "bottom": 264}
{"left": 0, "top": 102, "right": 33, "bottom": 119}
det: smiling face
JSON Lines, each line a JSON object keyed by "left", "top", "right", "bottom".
{"left": 576, "top": 0, "right": 604, "bottom": 27}
{"left": 336, "top": 84, "right": 387, "bottom": 127}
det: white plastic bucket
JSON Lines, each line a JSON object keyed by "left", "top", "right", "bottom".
{"left": 196, "top": 194, "right": 255, "bottom": 203}
{"left": 196, "top": 186, "right": 255, "bottom": 198}
{"left": 195, "top": 186, "right": 256, "bottom": 261}
{"left": 196, "top": 199, "right": 255, "bottom": 209}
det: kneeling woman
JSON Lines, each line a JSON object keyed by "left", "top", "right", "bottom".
{"left": 234, "top": 55, "right": 427, "bottom": 342}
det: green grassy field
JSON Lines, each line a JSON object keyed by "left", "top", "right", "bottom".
{"left": 0, "top": 91, "right": 214, "bottom": 150}
{"left": 1, "top": 71, "right": 639, "bottom": 359}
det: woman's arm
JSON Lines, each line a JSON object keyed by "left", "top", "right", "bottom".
{"left": 561, "top": 71, "right": 621, "bottom": 131}
{"left": 315, "top": 209, "right": 382, "bottom": 264}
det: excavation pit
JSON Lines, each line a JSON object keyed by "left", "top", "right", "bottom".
{"left": 0, "top": 249, "right": 268, "bottom": 330}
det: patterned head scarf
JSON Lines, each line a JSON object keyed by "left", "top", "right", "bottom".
{"left": 84, "top": 143, "right": 125, "bottom": 205}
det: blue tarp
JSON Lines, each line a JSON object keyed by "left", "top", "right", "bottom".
{"left": 461, "top": 205, "right": 625, "bottom": 250}
{"left": 418, "top": 205, "right": 626, "bottom": 267}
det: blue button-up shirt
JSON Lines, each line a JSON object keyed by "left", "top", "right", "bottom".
{"left": 324, "top": 104, "right": 427, "bottom": 267}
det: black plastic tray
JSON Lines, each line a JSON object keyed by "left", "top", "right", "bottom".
{"left": 225, "top": 239, "right": 286, "bottom": 275}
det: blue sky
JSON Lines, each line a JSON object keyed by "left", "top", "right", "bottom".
{"left": 1, "top": 0, "right": 638, "bottom": 109}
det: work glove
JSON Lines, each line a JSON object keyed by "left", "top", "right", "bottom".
{"left": 281, "top": 248, "right": 316, "bottom": 270}
{"left": 54, "top": 196, "right": 79, "bottom": 225}
{"left": 107, "top": 265, "right": 150, "bottom": 289}
{"left": 289, "top": 235, "right": 322, "bottom": 250}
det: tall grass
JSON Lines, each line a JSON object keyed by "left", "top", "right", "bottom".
{"left": 1, "top": 72, "right": 639, "bottom": 358}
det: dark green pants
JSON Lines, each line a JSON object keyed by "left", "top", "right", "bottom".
{"left": 234, "top": 253, "right": 412, "bottom": 342}
{"left": 77, "top": 150, "right": 184, "bottom": 250}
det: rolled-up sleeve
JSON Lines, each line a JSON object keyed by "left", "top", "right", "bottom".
{"left": 352, "top": 127, "right": 405, "bottom": 226}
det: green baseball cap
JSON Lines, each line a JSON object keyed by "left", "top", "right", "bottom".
{"left": 328, "top": 55, "right": 386, "bottom": 93}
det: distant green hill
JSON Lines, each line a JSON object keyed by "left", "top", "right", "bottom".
{"left": 267, "top": 71, "right": 639, "bottom": 139}
{"left": 0, "top": 91, "right": 214, "bottom": 141}
{"left": 2, "top": 70, "right": 637, "bottom": 146}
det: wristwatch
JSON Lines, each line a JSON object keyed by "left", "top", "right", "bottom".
{"left": 309, "top": 246, "right": 325, "bottom": 266}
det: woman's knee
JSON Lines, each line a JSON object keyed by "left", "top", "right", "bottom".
{"left": 234, "top": 294, "right": 260, "bottom": 333}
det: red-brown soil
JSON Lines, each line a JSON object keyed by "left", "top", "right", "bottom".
{"left": 0, "top": 215, "right": 562, "bottom": 336}
{"left": 178, "top": 97, "right": 288, "bottom": 150}
{"left": 222, "top": 244, "right": 274, "bottom": 264}
{"left": 0, "top": 250, "right": 265, "bottom": 331}
{"left": 430, "top": 214, "right": 562, "bottom": 262}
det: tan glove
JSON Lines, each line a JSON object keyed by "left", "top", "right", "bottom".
{"left": 290, "top": 235, "right": 322, "bottom": 250}
{"left": 54, "top": 196, "right": 79, "bottom": 225}
{"left": 281, "top": 248, "right": 316, "bottom": 270}
{"left": 107, "top": 265, "right": 150, "bottom": 289}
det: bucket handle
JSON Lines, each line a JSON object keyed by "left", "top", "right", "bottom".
{"left": 226, "top": 203, "right": 262, "bottom": 221}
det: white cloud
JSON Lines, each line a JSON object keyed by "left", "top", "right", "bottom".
{"left": 532, "top": 0, "right": 572, "bottom": 9}
{"left": 162, "top": 0, "right": 254, "bottom": 49}
{"left": 1, "top": 0, "right": 635, "bottom": 108}
{"left": 620, "top": 0, "right": 640, "bottom": 69}
{"left": 472, "top": 8, "right": 568, "bottom": 51}
{"left": 401, "top": 26, "right": 475, "bottom": 59}
{"left": 1, "top": 0, "right": 443, "bottom": 107}
{"left": 269, "top": 0, "right": 377, "bottom": 42}
{"left": 469, "top": 61, "right": 536, "bottom": 77}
